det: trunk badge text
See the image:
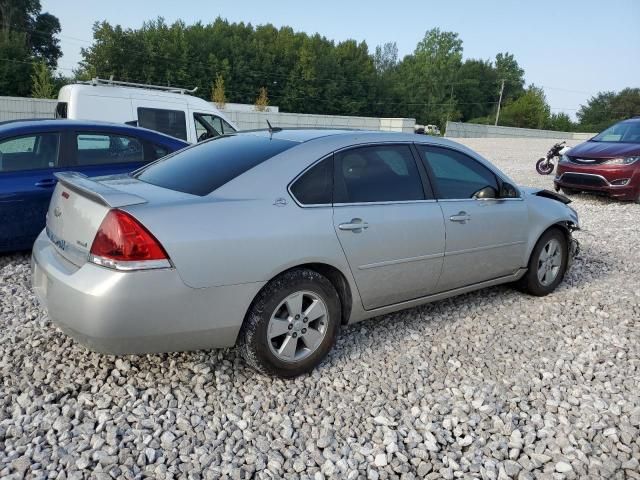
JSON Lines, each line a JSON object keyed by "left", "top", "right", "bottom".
{"left": 273, "top": 198, "right": 288, "bottom": 207}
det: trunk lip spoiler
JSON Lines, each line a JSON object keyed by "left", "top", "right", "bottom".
{"left": 54, "top": 172, "right": 147, "bottom": 208}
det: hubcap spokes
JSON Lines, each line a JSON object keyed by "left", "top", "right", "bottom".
{"left": 268, "top": 291, "right": 328, "bottom": 362}
{"left": 537, "top": 238, "right": 562, "bottom": 286}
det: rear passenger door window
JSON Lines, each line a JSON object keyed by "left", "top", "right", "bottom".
{"left": 417, "top": 145, "right": 498, "bottom": 199}
{"left": 138, "top": 107, "right": 187, "bottom": 141}
{"left": 334, "top": 145, "right": 425, "bottom": 203}
{"left": 0, "top": 133, "right": 60, "bottom": 172}
{"left": 75, "top": 133, "right": 144, "bottom": 166}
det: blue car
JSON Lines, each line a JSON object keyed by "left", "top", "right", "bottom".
{"left": 0, "top": 119, "right": 188, "bottom": 252}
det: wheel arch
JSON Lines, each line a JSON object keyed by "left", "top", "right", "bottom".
{"left": 244, "top": 262, "right": 354, "bottom": 328}
{"left": 526, "top": 220, "right": 577, "bottom": 263}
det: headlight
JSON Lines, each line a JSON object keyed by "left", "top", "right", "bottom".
{"left": 560, "top": 154, "right": 571, "bottom": 163}
{"left": 602, "top": 156, "right": 640, "bottom": 165}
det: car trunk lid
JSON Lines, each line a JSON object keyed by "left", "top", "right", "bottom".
{"left": 47, "top": 172, "right": 148, "bottom": 266}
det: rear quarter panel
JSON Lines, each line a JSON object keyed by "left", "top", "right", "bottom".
{"left": 126, "top": 198, "right": 352, "bottom": 290}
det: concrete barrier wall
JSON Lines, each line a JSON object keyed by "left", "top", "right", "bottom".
{"left": 445, "top": 121, "right": 595, "bottom": 140}
{"left": 226, "top": 110, "right": 415, "bottom": 132}
{"left": 217, "top": 102, "right": 279, "bottom": 113}
{"left": 0, "top": 96, "right": 415, "bottom": 133}
{"left": 0, "top": 96, "right": 58, "bottom": 122}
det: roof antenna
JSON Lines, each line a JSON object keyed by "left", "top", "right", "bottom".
{"left": 266, "top": 119, "right": 282, "bottom": 137}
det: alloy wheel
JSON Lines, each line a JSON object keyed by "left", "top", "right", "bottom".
{"left": 267, "top": 291, "right": 329, "bottom": 362}
{"left": 537, "top": 238, "right": 563, "bottom": 286}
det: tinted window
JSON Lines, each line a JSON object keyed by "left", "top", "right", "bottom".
{"left": 147, "top": 142, "right": 171, "bottom": 161}
{"left": 76, "top": 133, "right": 144, "bottom": 166}
{"left": 55, "top": 102, "right": 67, "bottom": 118}
{"left": 138, "top": 107, "right": 187, "bottom": 140}
{"left": 418, "top": 145, "right": 498, "bottom": 199}
{"left": 291, "top": 157, "right": 333, "bottom": 205}
{"left": 0, "top": 133, "right": 59, "bottom": 172}
{"left": 135, "top": 134, "right": 296, "bottom": 196}
{"left": 334, "top": 145, "right": 425, "bottom": 203}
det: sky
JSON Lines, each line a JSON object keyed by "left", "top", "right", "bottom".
{"left": 42, "top": 0, "right": 640, "bottom": 119}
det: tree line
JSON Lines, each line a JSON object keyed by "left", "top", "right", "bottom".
{"left": 1, "top": 3, "right": 638, "bottom": 132}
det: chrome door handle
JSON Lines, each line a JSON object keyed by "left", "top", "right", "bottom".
{"left": 449, "top": 211, "right": 471, "bottom": 223}
{"left": 338, "top": 218, "right": 369, "bottom": 232}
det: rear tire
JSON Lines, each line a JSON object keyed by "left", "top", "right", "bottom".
{"left": 561, "top": 187, "right": 579, "bottom": 195}
{"left": 238, "top": 268, "right": 341, "bottom": 378}
{"left": 517, "top": 228, "right": 568, "bottom": 296}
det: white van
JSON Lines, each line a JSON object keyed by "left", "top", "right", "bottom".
{"left": 56, "top": 78, "right": 237, "bottom": 143}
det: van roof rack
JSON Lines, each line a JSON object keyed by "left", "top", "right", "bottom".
{"left": 79, "top": 77, "right": 198, "bottom": 94}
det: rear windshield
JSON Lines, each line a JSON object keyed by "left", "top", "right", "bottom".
{"left": 134, "top": 134, "right": 296, "bottom": 196}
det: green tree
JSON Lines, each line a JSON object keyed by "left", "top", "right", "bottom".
{"left": 499, "top": 85, "right": 550, "bottom": 128}
{"left": 254, "top": 86, "right": 269, "bottom": 111}
{"left": 577, "top": 88, "right": 640, "bottom": 132}
{"left": 455, "top": 59, "right": 499, "bottom": 121}
{"left": 77, "top": 17, "right": 532, "bottom": 123}
{"left": 494, "top": 52, "right": 525, "bottom": 103}
{"left": 211, "top": 73, "right": 226, "bottom": 109}
{"left": 398, "top": 28, "right": 463, "bottom": 127}
{"left": 0, "top": 0, "right": 61, "bottom": 95}
{"left": 546, "top": 112, "right": 574, "bottom": 132}
{"left": 0, "top": 31, "right": 32, "bottom": 96}
{"left": 374, "top": 42, "right": 398, "bottom": 73}
{"left": 30, "top": 59, "right": 54, "bottom": 97}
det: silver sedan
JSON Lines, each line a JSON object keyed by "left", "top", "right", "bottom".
{"left": 32, "top": 130, "right": 580, "bottom": 377}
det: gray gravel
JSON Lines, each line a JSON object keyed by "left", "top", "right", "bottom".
{"left": 1, "top": 137, "right": 639, "bottom": 479}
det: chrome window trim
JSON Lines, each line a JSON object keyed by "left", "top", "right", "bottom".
{"left": 333, "top": 199, "right": 438, "bottom": 207}
{"left": 288, "top": 141, "right": 429, "bottom": 208}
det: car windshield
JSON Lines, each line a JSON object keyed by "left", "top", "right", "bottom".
{"left": 592, "top": 121, "right": 640, "bottom": 143}
{"left": 134, "top": 134, "right": 296, "bottom": 196}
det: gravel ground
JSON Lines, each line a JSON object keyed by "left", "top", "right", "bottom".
{"left": 1, "top": 137, "right": 639, "bottom": 479}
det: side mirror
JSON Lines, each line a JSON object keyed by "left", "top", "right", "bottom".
{"left": 472, "top": 186, "right": 498, "bottom": 199}
{"left": 499, "top": 182, "right": 519, "bottom": 199}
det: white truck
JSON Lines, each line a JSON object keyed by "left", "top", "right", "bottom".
{"left": 56, "top": 78, "right": 237, "bottom": 143}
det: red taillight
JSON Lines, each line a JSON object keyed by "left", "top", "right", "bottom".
{"left": 90, "top": 210, "right": 169, "bottom": 268}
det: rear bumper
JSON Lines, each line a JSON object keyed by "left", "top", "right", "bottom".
{"left": 31, "top": 230, "right": 264, "bottom": 355}
{"left": 554, "top": 163, "right": 639, "bottom": 200}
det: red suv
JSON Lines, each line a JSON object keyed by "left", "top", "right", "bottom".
{"left": 554, "top": 117, "right": 640, "bottom": 202}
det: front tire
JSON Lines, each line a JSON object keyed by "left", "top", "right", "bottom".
{"left": 536, "top": 158, "right": 554, "bottom": 175}
{"left": 517, "top": 228, "right": 568, "bottom": 296}
{"left": 238, "top": 268, "right": 341, "bottom": 377}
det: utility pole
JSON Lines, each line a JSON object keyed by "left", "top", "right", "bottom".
{"left": 495, "top": 79, "right": 505, "bottom": 126}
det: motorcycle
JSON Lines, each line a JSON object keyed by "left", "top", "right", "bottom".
{"left": 536, "top": 141, "right": 570, "bottom": 175}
